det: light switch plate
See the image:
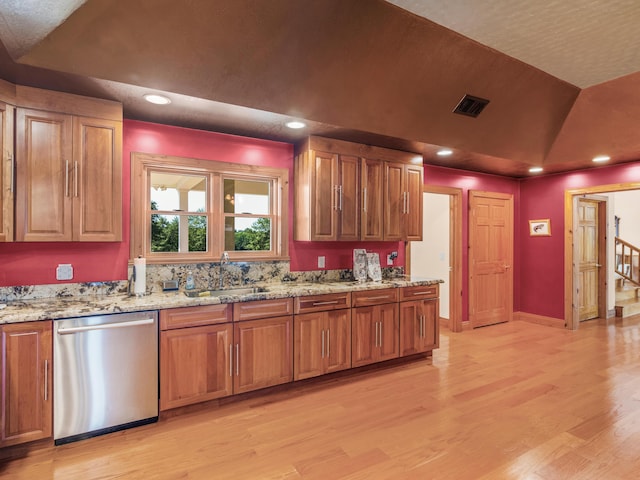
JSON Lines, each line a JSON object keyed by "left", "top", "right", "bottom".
{"left": 318, "top": 256, "right": 325, "bottom": 268}
{"left": 56, "top": 264, "right": 74, "bottom": 281}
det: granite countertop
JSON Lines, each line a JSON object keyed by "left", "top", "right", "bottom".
{"left": 0, "top": 276, "right": 442, "bottom": 325}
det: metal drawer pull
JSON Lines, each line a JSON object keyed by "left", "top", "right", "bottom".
{"left": 312, "top": 300, "right": 339, "bottom": 306}
{"left": 412, "top": 290, "right": 433, "bottom": 296}
{"left": 364, "top": 295, "right": 392, "bottom": 301}
{"left": 58, "top": 318, "right": 154, "bottom": 334}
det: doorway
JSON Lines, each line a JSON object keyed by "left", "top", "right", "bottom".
{"left": 565, "top": 183, "right": 640, "bottom": 329}
{"left": 407, "top": 185, "right": 462, "bottom": 332}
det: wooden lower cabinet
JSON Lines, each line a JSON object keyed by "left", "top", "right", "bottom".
{"left": 233, "top": 316, "right": 293, "bottom": 394}
{"left": 399, "top": 285, "right": 439, "bottom": 356}
{"left": 160, "top": 323, "right": 233, "bottom": 411}
{"left": 294, "top": 308, "right": 351, "bottom": 381}
{"left": 352, "top": 303, "right": 399, "bottom": 367}
{"left": 0, "top": 321, "right": 52, "bottom": 447}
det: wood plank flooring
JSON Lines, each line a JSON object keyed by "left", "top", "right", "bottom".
{"left": 3, "top": 319, "right": 640, "bottom": 479}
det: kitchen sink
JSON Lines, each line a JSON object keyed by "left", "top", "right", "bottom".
{"left": 183, "top": 286, "right": 267, "bottom": 298}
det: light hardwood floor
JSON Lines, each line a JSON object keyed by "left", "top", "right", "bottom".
{"left": 3, "top": 319, "right": 640, "bottom": 479}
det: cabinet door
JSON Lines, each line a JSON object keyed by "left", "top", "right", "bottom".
{"left": 311, "top": 151, "right": 338, "bottom": 240}
{"left": 16, "top": 108, "right": 73, "bottom": 241}
{"left": 1, "top": 321, "right": 52, "bottom": 447}
{"left": 325, "top": 308, "right": 351, "bottom": 374}
{"left": 378, "top": 302, "right": 399, "bottom": 362}
{"left": 294, "top": 312, "right": 325, "bottom": 381}
{"left": 361, "top": 158, "right": 384, "bottom": 241}
{"left": 405, "top": 164, "right": 423, "bottom": 241}
{"left": 0, "top": 102, "right": 14, "bottom": 242}
{"left": 352, "top": 306, "right": 377, "bottom": 367}
{"left": 337, "top": 154, "right": 360, "bottom": 241}
{"left": 384, "top": 162, "right": 404, "bottom": 241}
{"left": 73, "top": 117, "right": 122, "bottom": 241}
{"left": 420, "top": 298, "right": 439, "bottom": 351}
{"left": 400, "top": 300, "right": 422, "bottom": 356}
{"left": 400, "top": 299, "right": 438, "bottom": 356}
{"left": 160, "top": 324, "right": 233, "bottom": 411}
{"left": 234, "top": 316, "right": 293, "bottom": 394}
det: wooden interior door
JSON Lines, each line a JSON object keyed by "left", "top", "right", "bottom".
{"left": 469, "top": 191, "right": 513, "bottom": 328}
{"left": 577, "top": 198, "right": 600, "bottom": 321}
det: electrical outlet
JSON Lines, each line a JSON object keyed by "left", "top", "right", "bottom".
{"left": 56, "top": 264, "right": 74, "bottom": 281}
{"left": 387, "top": 254, "right": 394, "bottom": 266}
{"left": 318, "top": 256, "right": 325, "bottom": 268}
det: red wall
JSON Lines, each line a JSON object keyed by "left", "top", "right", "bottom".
{"left": 424, "top": 165, "right": 521, "bottom": 322}
{"left": 0, "top": 120, "right": 403, "bottom": 287}
{"left": 519, "top": 162, "right": 640, "bottom": 319}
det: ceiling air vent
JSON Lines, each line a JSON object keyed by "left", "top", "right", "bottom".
{"left": 453, "top": 94, "right": 490, "bottom": 118}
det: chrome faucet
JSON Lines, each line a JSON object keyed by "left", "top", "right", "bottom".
{"left": 219, "top": 251, "right": 230, "bottom": 289}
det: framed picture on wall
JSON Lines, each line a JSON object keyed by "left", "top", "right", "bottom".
{"left": 529, "top": 219, "right": 551, "bottom": 236}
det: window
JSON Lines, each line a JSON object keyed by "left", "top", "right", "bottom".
{"left": 131, "top": 153, "right": 288, "bottom": 263}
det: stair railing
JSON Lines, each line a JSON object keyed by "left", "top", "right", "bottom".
{"left": 615, "top": 237, "right": 640, "bottom": 286}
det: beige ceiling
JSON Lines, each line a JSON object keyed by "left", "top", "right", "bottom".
{"left": 0, "top": 0, "right": 638, "bottom": 178}
{"left": 387, "top": 0, "right": 640, "bottom": 88}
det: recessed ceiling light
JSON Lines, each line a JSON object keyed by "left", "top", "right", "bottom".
{"left": 286, "top": 121, "right": 306, "bottom": 129}
{"left": 592, "top": 155, "right": 610, "bottom": 163}
{"left": 143, "top": 94, "right": 171, "bottom": 105}
{"left": 529, "top": 167, "right": 543, "bottom": 173}
{"left": 437, "top": 149, "right": 453, "bottom": 156}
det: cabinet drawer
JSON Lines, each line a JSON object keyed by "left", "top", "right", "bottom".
{"left": 295, "top": 292, "right": 351, "bottom": 314}
{"left": 234, "top": 298, "right": 294, "bottom": 322}
{"left": 160, "top": 304, "right": 231, "bottom": 330}
{"left": 400, "top": 285, "right": 439, "bottom": 301}
{"left": 351, "top": 288, "right": 398, "bottom": 307}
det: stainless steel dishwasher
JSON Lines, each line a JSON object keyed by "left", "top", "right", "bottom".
{"left": 54, "top": 310, "right": 158, "bottom": 445}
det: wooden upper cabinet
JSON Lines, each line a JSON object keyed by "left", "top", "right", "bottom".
{"left": 405, "top": 164, "right": 424, "bottom": 241}
{"left": 0, "top": 101, "right": 14, "bottom": 242}
{"left": 384, "top": 162, "right": 424, "bottom": 241}
{"left": 361, "top": 158, "right": 384, "bottom": 241}
{"left": 295, "top": 136, "right": 423, "bottom": 242}
{"left": 16, "top": 108, "right": 73, "bottom": 241}
{"left": 14, "top": 87, "right": 123, "bottom": 242}
{"left": 1, "top": 321, "right": 53, "bottom": 447}
{"left": 73, "top": 116, "right": 122, "bottom": 241}
{"left": 337, "top": 154, "right": 360, "bottom": 241}
{"left": 294, "top": 146, "right": 359, "bottom": 241}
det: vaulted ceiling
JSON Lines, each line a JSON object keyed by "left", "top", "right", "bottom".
{"left": 0, "top": 0, "right": 639, "bottom": 177}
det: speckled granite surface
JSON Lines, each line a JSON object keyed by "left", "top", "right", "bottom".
{"left": 0, "top": 275, "right": 442, "bottom": 325}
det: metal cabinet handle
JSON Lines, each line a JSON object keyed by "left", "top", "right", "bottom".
{"left": 338, "top": 185, "right": 343, "bottom": 211}
{"left": 65, "top": 159, "right": 69, "bottom": 197}
{"left": 44, "top": 359, "right": 49, "bottom": 401}
{"left": 235, "top": 344, "right": 239, "bottom": 377}
{"left": 327, "top": 328, "right": 330, "bottom": 357}
{"left": 363, "top": 187, "right": 368, "bottom": 212}
{"left": 405, "top": 191, "right": 410, "bottom": 214}
{"left": 8, "top": 151, "right": 14, "bottom": 194}
{"left": 380, "top": 321, "right": 383, "bottom": 346}
{"left": 321, "top": 329, "right": 325, "bottom": 358}
{"left": 74, "top": 161, "right": 78, "bottom": 197}
{"left": 375, "top": 321, "right": 379, "bottom": 347}
{"left": 229, "top": 344, "right": 233, "bottom": 377}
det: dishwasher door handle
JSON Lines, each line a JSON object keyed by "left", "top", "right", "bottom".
{"left": 57, "top": 318, "right": 155, "bottom": 335}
